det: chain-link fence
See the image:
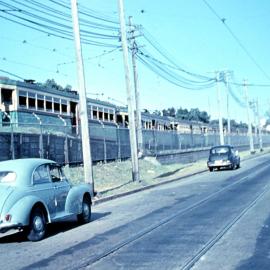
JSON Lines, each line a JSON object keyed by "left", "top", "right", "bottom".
{"left": 1, "top": 121, "right": 270, "bottom": 163}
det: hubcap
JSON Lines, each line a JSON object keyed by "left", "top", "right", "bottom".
{"left": 33, "top": 216, "right": 44, "bottom": 231}
{"left": 83, "top": 203, "right": 89, "bottom": 218}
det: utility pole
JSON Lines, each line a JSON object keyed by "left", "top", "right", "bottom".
{"left": 118, "top": 0, "right": 139, "bottom": 181}
{"left": 216, "top": 71, "right": 224, "bottom": 145}
{"left": 225, "top": 71, "right": 231, "bottom": 145}
{"left": 256, "top": 98, "right": 263, "bottom": 151}
{"left": 71, "top": 0, "right": 94, "bottom": 191}
{"left": 243, "top": 79, "right": 255, "bottom": 154}
{"left": 129, "top": 16, "right": 143, "bottom": 156}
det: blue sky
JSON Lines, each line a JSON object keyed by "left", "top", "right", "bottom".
{"left": 1, "top": 0, "right": 270, "bottom": 123}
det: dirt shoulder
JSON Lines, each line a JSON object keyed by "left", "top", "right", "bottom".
{"left": 64, "top": 147, "right": 270, "bottom": 202}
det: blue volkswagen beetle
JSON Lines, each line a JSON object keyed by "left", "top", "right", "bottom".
{"left": 0, "top": 158, "right": 93, "bottom": 241}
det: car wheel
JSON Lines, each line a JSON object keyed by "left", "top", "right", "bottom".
{"left": 77, "top": 196, "right": 91, "bottom": 224}
{"left": 209, "top": 167, "right": 213, "bottom": 172}
{"left": 26, "top": 207, "right": 47, "bottom": 242}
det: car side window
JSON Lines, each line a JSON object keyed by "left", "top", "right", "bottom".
{"left": 49, "top": 165, "right": 62, "bottom": 182}
{"left": 33, "top": 165, "right": 51, "bottom": 185}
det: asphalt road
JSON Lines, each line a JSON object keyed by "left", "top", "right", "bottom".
{"left": 1, "top": 153, "right": 270, "bottom": 270}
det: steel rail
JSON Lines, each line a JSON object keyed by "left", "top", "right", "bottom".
{"left": 75, "top": 160, "right": 270, "bottom": 269}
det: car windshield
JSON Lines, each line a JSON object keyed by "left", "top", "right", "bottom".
{"left": 211, "top": 147, "right": 230, "bottom": 155}
{"left": 0, "top": 171, "right": 16, "bottom": 185}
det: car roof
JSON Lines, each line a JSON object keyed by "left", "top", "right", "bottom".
{"left": 211, "top": 145, "right": 233, "bottom": 149}
{"left": 0, "top": 158, "right": 56, "bottom": 186}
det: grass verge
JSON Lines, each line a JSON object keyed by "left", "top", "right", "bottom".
{"left": 64, "top": 147, "right": 270, "bottom": 199}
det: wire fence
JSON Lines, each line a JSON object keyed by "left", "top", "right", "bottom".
{"left": 0, "top": 121, "right": 269, "bottom": 164}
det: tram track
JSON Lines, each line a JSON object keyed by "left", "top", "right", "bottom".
{"left": 180, "top": 181, "right": 270, "bottom": 270}
{"left": 77, "top": 159, "right": 270, "bottom": 270}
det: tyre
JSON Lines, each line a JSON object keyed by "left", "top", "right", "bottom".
{"left": 26, "top": 207, "right": 47, "bottom": 241}
{"left": 209, "top": 167, "right": 213, "bottom": 172}
{"left": 77, "top": 196, "right": 91, "bottom": 224}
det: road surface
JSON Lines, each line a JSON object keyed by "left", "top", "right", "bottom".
{"left": 1, "top": 153, "right": 270, "bottom": 270}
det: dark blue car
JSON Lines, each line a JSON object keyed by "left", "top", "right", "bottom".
{"left": 207, "top": 145, "right": 240, "bottom": 172}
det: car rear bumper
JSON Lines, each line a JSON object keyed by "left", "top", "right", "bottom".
{"left": 207, "top": 161, "right": 232, "bottom": 168}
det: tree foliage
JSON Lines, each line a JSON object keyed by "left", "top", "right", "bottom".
{"left": 161, "top": 107, "right": 210, "bottom": 123}
{"left": 38, "top": 79, "right": 73, "bottom": 92}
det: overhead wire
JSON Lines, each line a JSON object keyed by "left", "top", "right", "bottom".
{"left": 137, "top": 53, "right": 215, "bottom": 90}
{"left": 0, "top": 0, "right": 121, "bottom": 47}
{"left": 202, "top": 0, "right": 270, "bottom": 82}
{"left": 139, "top": 26, "right": 214, "bottom": 81}
{"left": 137, "top": 48, "right": 215, "bottom": 85}
{"left": 0, "top": 69, "right": 25, "bottom": 80}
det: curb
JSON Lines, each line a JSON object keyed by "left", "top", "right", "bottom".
{"left": 92, "top": 168, "right": 207, "bottom": 205}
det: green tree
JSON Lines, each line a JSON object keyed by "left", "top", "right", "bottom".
{"left": 153, "top": 110, "right": 161, "bottom": 116}
{"left": 176, "top": 107, "right": 189, "bottom": 120}
{"left": 162, "top": 107, "right": 176, "bottom": 117}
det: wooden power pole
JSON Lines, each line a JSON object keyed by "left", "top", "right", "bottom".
{"left": 243, "top": 79, "right": 255, "bottom": 154}
{"left": 118, "top": 0, "right": 139, "bottom": 181}
{"left": 71, "top": 0, "right": 94, "bottom": 191}
{"left": 129, "top": 16, "right": 143, "bottom": 156}
{"left": 216, "top": 71, "right": 224, "bottom": 145}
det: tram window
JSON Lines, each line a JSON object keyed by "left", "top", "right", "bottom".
{"left": 37, "top": 99, "right": 44, "bottom": 110}
{"left": 46, "top": 101, "right": 52, "bottom": 111}
{"left": 19, "top": 96, "right": 27, "bottom": 107}
{"left": 98, "top": 111, "right": 103, "bottom": 119}
{"left": 54, "top": 103, "right": 60, "bottom": 112}
{"left": 93, "top": 110, "right": 98, "bottom": 119}
{"left": 61, "top": 104, "right": 67, "bottom": 114}
{"left": 104, "top": 112, "right": 109, "bottom": 121}
{"left": 1, "top": 89, "right": 13, "bottom": 105}
{"left": 28, "top": 97, "right": 36, "bottom": 109}
{"left": 110, "top": 114, "right": 114, "bottom": 121}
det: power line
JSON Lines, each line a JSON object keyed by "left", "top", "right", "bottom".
{"left": 0, "top": 69, "right": 25, "bottom": 80}
{"left": 202, "top": 0, "right": 270, "bottom": 81}
{"left": 138, "top": 48, "right": 215, "bottom": 84}
{"left": 56, "top": 47, "right": 120, "bottom": 69}
{"left": 137, "top": 53, "right": 215, "bottom": 90}
{"left": 1, "top": 56, "right": 69, "bottom": 77}
{"left": 0, "top": 0, "right": 121, "bottom": 47}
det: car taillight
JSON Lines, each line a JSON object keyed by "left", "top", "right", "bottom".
{"left": 5, "top": 214, "right": 12, "bottom": 222}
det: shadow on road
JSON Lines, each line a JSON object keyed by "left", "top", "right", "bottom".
{"left": 0, "top": 211, "right": 111, "bottom": 243}
{"left": 156, "top": 168, "right": 182, "bottom": 178}
{"left": 236, "top": 213, "right": 270, "bottom": 270}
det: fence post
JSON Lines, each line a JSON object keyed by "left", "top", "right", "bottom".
{"left": 154, "top": 130, "right": 158, "bottom": 154}
{"left": 116, "top": 124, "right": 121, "bottom": 160}
{"left": 58, "top": 115, "right": 69, "bottom": 164}
{"left": 98, "top": 120, "right": 107, "bottom": 163}
{"left": 3, "top": 112, "right": 14, "bottom": 159}
{"left": 11, "top": 121, "right": 14, "bottom": 159}
{"left": 32, "top": 113, "right": 43, "bottom": 158}
{"left": 178, "top": 132, "right": 182, "bottom": 150}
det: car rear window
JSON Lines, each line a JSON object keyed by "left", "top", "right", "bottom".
{"left": 211, "top": 147, "right": 230, "bottom": 154}
{"left": 0, "top": 171, "right": 16, "bottom": 184}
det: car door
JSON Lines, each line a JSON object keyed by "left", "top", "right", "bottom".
{"left": 32, "top": 164, "right": 56, "bottom": 218}
{"left": 49, "top": 164, "right": 71, "bottom": 217}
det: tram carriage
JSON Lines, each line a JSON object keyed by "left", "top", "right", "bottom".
{"left": 0, "top": 77, "right": 249, "bottom": 138}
